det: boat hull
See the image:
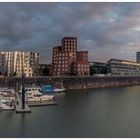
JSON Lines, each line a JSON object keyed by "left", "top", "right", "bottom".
{"left": 53, "top": 88, "right": 66, "bottom": 93}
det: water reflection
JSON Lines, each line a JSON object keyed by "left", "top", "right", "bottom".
{"left": 18, "top": 114, "right": 27, "bottom": 138}
{"left": 1, "top": 86, "right": 140, "bottom": 137}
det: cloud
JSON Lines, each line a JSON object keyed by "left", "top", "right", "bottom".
{"left": 0, "top": 2, "right": 139, "bottom": 63}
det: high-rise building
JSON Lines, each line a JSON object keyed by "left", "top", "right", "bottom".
{"left": 52, "top": 46, "right": 72, "bottom": 76}
{"left": 136, "top": 52, "right": 140, "bottom": 63}
{"left": 52, "top": 37, "right": 89, "bottom": 76}
{"left": 1, "top": 51, "right": 39, "bottom": 77}
{"left": 62, "top": 37, "right": 77, "bottom": 62}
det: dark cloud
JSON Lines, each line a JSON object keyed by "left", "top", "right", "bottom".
{"left": 0, "top": 2, "right": 139, "bottom": 63}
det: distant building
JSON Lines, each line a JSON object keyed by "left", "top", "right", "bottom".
{"left": 52, "top": 37, "right": 89, "bottom": 76}
{"left": 1, "top": 51, "right": 39, "bottom": 77}
{"left": 1, "top": 52, "right": 14, "bottom": 77}
{"left": 136, "top": 52, "right": 140, "bottom": 63}
{"left": 89, "top": 62, "right": 107, "bottom": 75}
{"left": 107, "top": 58, "right": 140, "bottom": 76}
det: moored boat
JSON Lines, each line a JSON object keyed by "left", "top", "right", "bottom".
{"left": 53, "top": 88, "right": 66, "bottom": 93}
{"left": 19, "top": 86, "right": 55, "bottom": 102}
{"left": 0, "top": 99, "right": 14, "bottom": 110}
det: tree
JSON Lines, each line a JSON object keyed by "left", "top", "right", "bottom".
{"left": 42, "top": 68, "right": 50, "bottom": 76}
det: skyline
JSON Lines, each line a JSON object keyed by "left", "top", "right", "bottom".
{"left": 0, "top": 3, "right": 140, "bottom": 63}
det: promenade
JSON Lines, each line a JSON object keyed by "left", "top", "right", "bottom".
{"left": 1, "top": 76, "right": 140, "bottom": 90}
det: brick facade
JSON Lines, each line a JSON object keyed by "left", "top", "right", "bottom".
{"left": 52, "top": 37, "right": 89, "bottom": 76}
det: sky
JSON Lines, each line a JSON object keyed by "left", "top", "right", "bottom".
{"left": 0, "top": 2, "right": 140, "bottom": 63}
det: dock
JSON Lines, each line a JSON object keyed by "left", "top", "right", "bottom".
{"left": 15, "top": 92, "right": 31, "bottom": 113}
{"left": 27, "top": 100, "right": 58, "bottom": 107}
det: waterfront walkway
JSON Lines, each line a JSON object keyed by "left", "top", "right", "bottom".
{"left": 1, "top": 76, "right": 140, "bottom": 90}
{"left": 15, "top": 92, "right": 31, "bottom": 113}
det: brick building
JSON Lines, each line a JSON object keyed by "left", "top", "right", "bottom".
{"left": 73, "top": 51, "right": 89, "bottom": 75}
{"left": 52, "top": 37, "right": 89, "bottom": 76}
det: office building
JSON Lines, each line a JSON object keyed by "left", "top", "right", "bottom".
{"left": 107, "top": 58, "right": 140, "bottom": 76}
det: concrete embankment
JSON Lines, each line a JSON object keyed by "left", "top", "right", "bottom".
{"left": 0, "top": 76, "right": 140, "bottom": 90}
{"left": 62, "top": 76, "right": 140, "bottom": 90}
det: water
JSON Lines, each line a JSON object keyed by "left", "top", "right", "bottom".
{"left": 1, "top": 85, "right": 140, "bottom": 138}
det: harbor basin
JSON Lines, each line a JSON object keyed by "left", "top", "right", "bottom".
{"left": 1, "top": 85, "right": 140, "bottom": 137}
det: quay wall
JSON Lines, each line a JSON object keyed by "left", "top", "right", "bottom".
{"left": 1, "top": 76, "right": 140, "bottom": 90}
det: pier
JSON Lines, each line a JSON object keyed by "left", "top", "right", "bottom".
{"left": 28, "top": 100, "right": 58, "bottom": 107}
{"left": 15, "top": 92, "right": 31, "bottom": 113}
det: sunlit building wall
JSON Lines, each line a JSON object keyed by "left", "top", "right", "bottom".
{"left": 1, "top": 51, "right": 39, "bottom": 77}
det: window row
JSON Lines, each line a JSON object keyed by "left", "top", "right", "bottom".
{"left": 78, "top": 68, "right": 89, "bottom": 71}
{"left": 54, "top": 64, "right": 68, "bottom": 67}
{"left": 77, "top": 64, "right": 89, "bottom": 68}
{"left": 53, "top": 68, "right": 68, "bottom": 72}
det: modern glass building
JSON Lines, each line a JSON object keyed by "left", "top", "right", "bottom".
{"left": 89, "top": 62, "right": 107, "bottom": 75}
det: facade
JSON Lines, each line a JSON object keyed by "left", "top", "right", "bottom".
{"left": 52, "top": 46, "right": 71, "bottom": 76}
{"left": 89, "top": 62, "right": 107, "bottom": 75}
{"left": 52, "top": 37, "right": 89, "bottom": 76}
{"left": 73, "top": 51, "right": 89, "bottom": 75}
{"left": 136, "top": 52, "right": 140, "bottom": 63}
{"left": 1, "top": 52, "right": 14, "bottom": 76}
{"left": 77, "top": 51, "right": 88, "bottom": 62}
{"left": 107, "top": 59, "right": 140, "bottom": 76}
{"left": 1, "top": 51, "right": 39, "bottom": 77}
{"left": 72, "top": 61, "right": 89, "bottom": 76}
{"left": 61, "top": 37, "right": 77, "bottom": 62}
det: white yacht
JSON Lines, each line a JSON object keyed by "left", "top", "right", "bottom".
{"left": 24, "top": 87, "right": 42, "bottom": 95}
{"left": 20, "top": 86, "right": 54, "bottom": 102}
{"left": 0, "top": 99, "right": 14, "bottom": 110}
{"left": 0, "top": 90, "right": 15, "bottom": 101}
